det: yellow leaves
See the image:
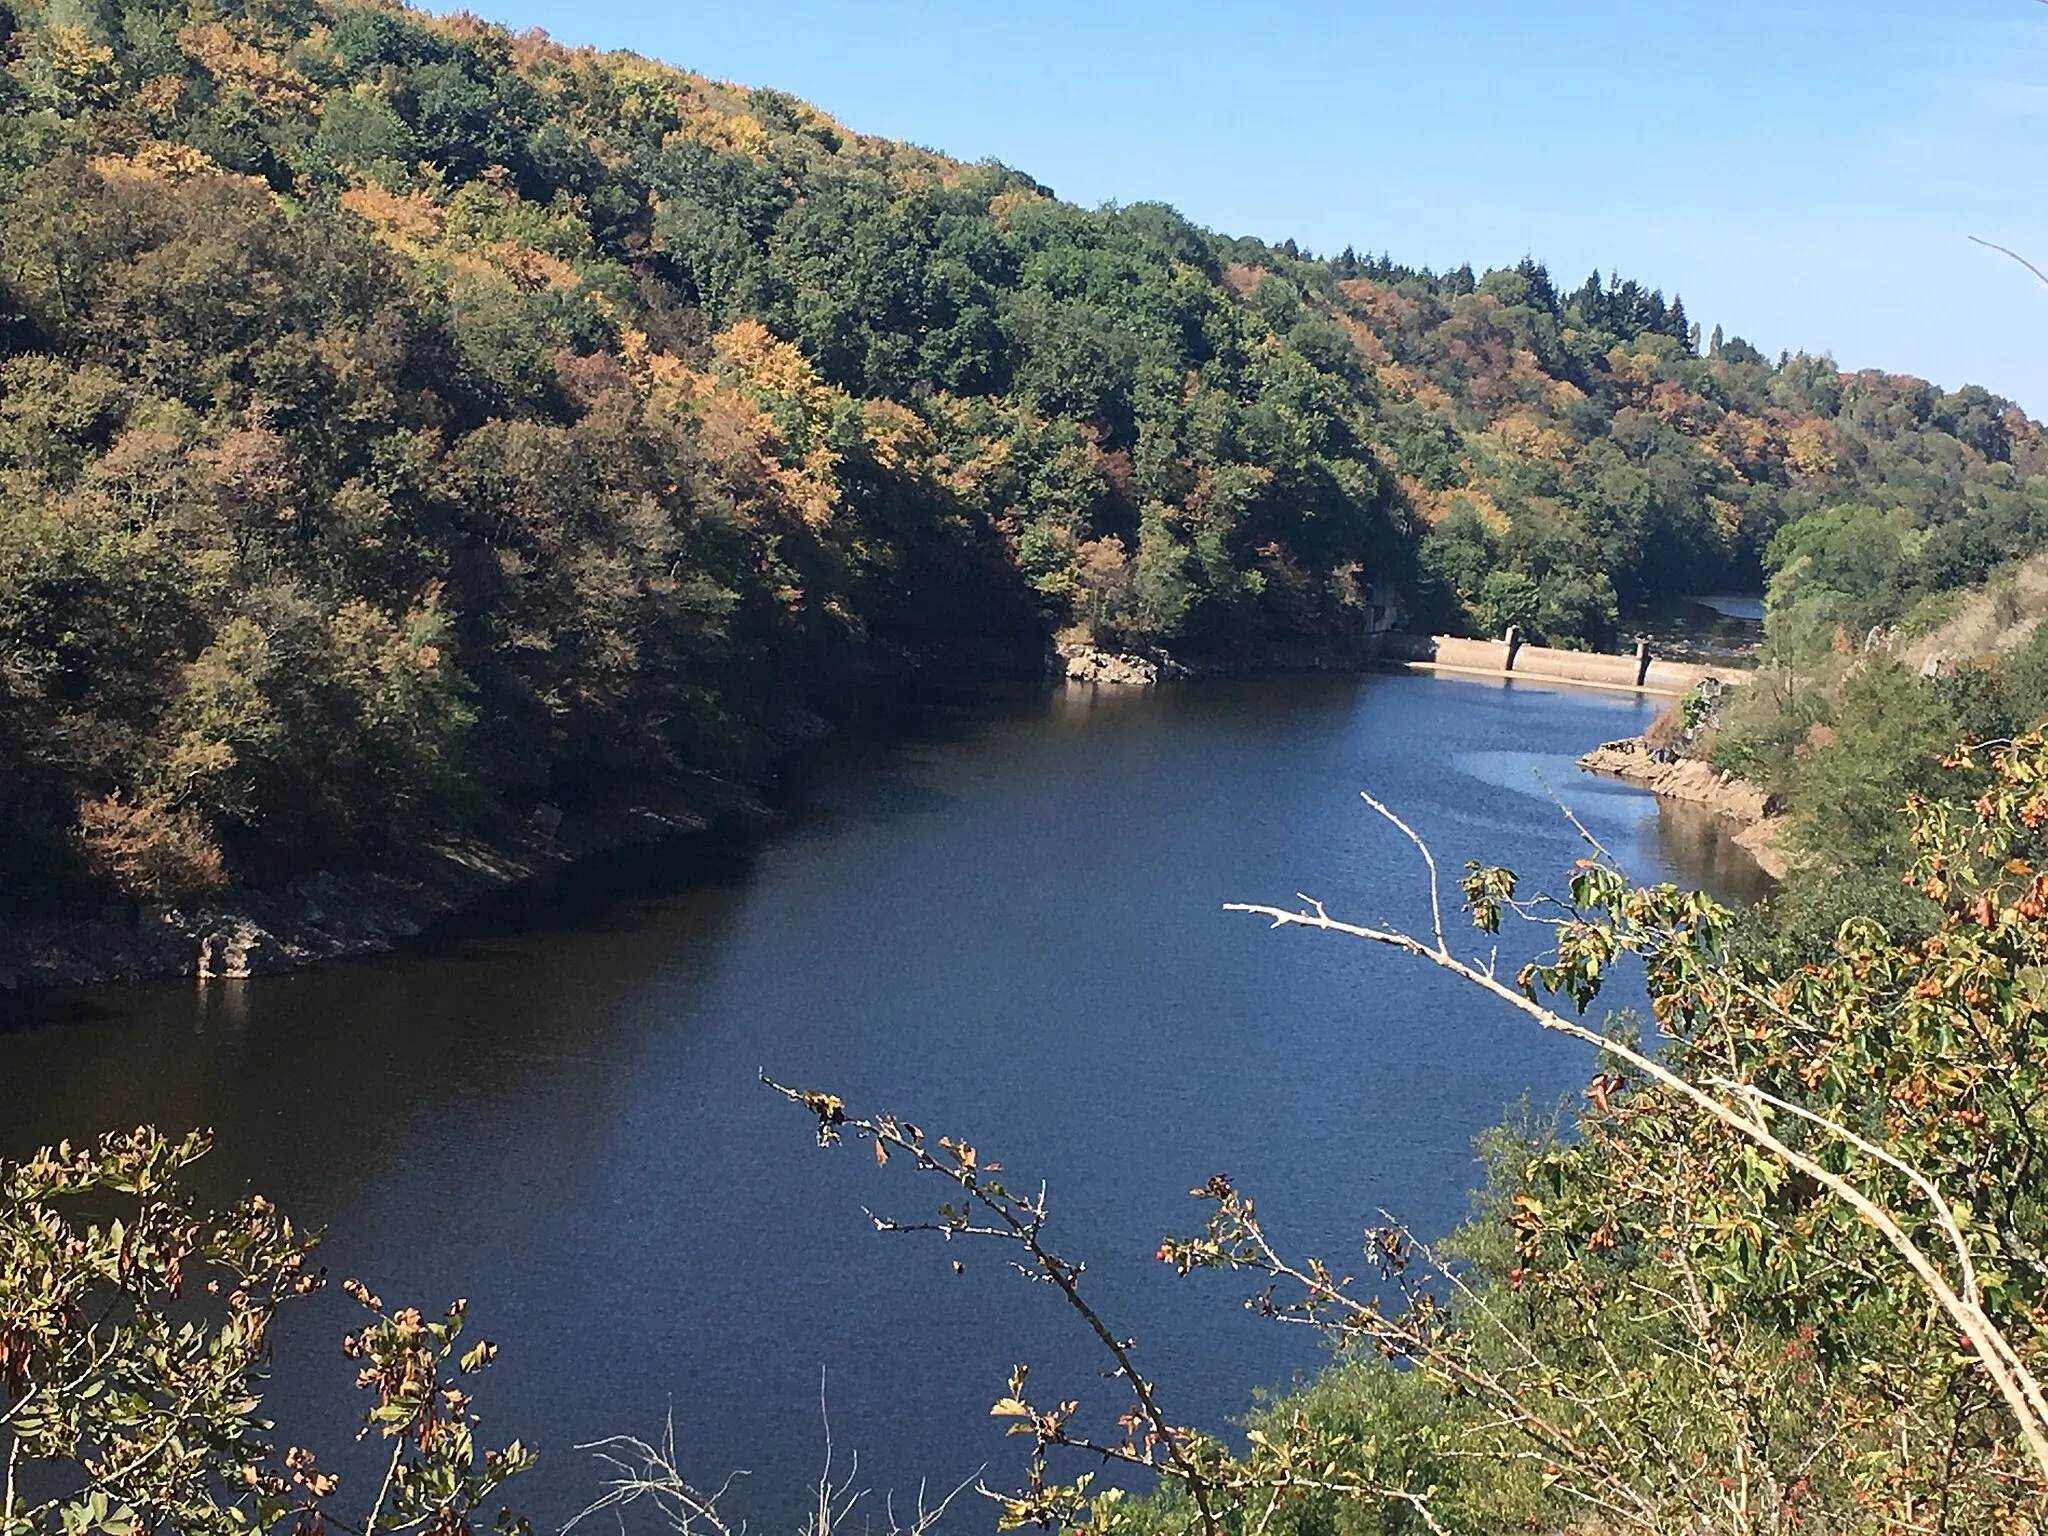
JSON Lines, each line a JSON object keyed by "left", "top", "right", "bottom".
{"left": 681, "top": 108, "right": 772, "bottom": 159}
{"left": 687, "top": 321, "right": 851, "bottom": 527}
{"left": 88, "top": 141, "right": 238, "bottom": 191}
{"left": 481, "top": 241, "right": 579, "bottom": 294}
{"left": 341, "top": 184, "right": 447, "bottom": 252}
{"left": 715, "top": 320, "right": 828, "bottom": 407}
{"left": 1441, "top": 489, "right": 1511, "bottom": 536}
{"left": 17, "top": 25, "right": 119, "bottom": 111}
{"left": 132, "top": 73, "right": 186, "bottom": 127}
{"left": 616, "top": 326, "right": 695, "bottom": 396}
{"left": 798, "top": 1091, "right": 845, "bottom": 1146}
{"left": 1648, "top": 378, "right": 1716, "bottom": 435}
{"left": 175, "top": 22, "right": 320, "bottom": 115}
{"left": 990, "top": 1398, "right": 1031, "bottom": 1418}
{"left": 1372, "top": 362, "right": 1420, "bottom": 405}
{"left": 792, "top": 446, "right": 840, "bottom": 528}
{"left": 861, "top": 398, "right": 934, "bottom": 471}
{"left": 1408, "top": 378, "right": 1459, "bottom": 416}
{"left": 1491, "top": 412, "right": 1574, "bottom": 466}
{"left": 1786, "top": 421, "right": 1839, "bottom": 479}
{"left": 343, "top": 181, "right": 584, "bottom": 300}
{"left": 986, "top": 188, "right": 1045, "bottom": 229}
{"left": 1545, "top": 376, "right": 1589, "bottom": 413}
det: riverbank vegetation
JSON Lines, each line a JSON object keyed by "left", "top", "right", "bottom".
{"left": 779, "top": 741, "right": 2048, "bottom": 1533}
{"left": 1652, "top": 529, "right": 2048, "bottom": 961}
{"left": 5, "top": 0, "right": 2048, "bottom": 910}
{"left": 14, "top": 733, "right": 2048, "bottom": 1534}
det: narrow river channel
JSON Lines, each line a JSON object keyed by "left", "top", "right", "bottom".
{"left": 0, "top": 672, "right": 1769, "bottom": 1532}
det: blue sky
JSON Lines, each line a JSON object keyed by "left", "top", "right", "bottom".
{"left": 475, "top": 0, "right": 2048, "bottom": 413}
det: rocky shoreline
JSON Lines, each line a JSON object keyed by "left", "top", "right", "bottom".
{"left": 1578, "top": 737, "right": 1788, "bottom": 880}
{"left": 1053, "top": 635, "right": 1388, "bottom": 685}
{"left": 3, "top": 634, "right": 1401, "bottom": 993}
{"left": 0, "top": 764, "right": 795, "bottom": 992}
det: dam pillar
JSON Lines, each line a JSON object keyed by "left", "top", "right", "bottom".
{"left": 1634, "top": 636, "right": 1652, "bottom": 688}
{"left": 1503, "top": 625, "right": 1522, "bottom": 673}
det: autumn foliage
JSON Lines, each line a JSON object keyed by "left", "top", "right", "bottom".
{"left": 1, "top": 0, "right": 2041, "bottom": 918}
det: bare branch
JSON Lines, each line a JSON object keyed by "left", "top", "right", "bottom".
{"left": 1971, "top": 234, "right": 2048, "bottom": 290}
{"left": 1226, "top": 843, "right": 2048, "bottom": 1486}
{"left": 1359, "top": 792, "right": 1446, "bottom": 953}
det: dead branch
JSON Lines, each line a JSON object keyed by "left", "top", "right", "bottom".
{"left": 1225, "top": 793, "right": 2048, "bottom": 1486}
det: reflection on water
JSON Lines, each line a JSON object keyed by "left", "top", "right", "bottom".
{"left": 1652, "top": 800, "right": 1779, "bottom": 907}
{"left": 1691, "top": 593, "right": 1767, "bottom": 622}
{"left": 0, "top": 672, "right": 1765, "bottom": 1532}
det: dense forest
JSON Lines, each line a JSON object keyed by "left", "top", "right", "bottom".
{"left": 5, "top": 0, "right": 2048, "bottom": 907}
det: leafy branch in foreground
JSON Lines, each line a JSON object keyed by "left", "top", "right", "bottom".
{"left": 762, "top": 1078, "right": 1461, "bottom": 1536}
{"left": 0, "top": 1129, "right": 533, "bottom": 1536}
{"left": 1233, "top": 794, "right": 2048, "bottom": 1486}
{"left": 776, "top": 739, "right": 2048, "bottom": 1535}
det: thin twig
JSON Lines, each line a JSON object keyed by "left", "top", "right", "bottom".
{"left": 1221, "top": 889, "right": 2048, "bottom": 1481}
{"left": 1971, "top": 235, "right": 2048, "bottom": 290}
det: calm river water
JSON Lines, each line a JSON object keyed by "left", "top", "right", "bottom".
{"left": 0, "top": 672, "right": 1767, "bottom": 1532}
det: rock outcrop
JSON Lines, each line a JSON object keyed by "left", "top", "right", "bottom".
{"left": 1579, "top": 737, "right": 1788, "bottom": 879}
{"left": 1056, "top": 643, "right": 1186, "bottom": 686}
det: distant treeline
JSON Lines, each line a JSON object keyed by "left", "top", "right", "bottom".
{"left": 2, "top": 0, "right": 2043, "bottom": 901}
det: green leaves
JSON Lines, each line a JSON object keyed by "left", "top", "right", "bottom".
{"left": 0, "top": 1130, "right": 532, "bottom": 1536}
{"left": 1460, "top": 862, "right": 1516, "bottom": 934}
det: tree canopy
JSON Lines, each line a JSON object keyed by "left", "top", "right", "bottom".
{"left": 1, "top": 0, "right": 2042, "bottom": 904}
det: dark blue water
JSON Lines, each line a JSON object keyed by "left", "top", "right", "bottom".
{"left": 0, "top": 673, "right": 1764, "bottom": 1533}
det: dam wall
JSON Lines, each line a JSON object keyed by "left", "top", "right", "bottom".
{"left": 1378, "top": 631, "right": 1741, "bottom": 697}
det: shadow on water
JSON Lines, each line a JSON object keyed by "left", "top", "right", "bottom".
{"left": 0, "top": 670, "right": 1771, "bottom": 1532}
{"left": 1652, "top": 801, "right": 1779, "bottom": 908}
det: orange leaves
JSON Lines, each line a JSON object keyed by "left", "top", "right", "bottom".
{"left": 88, "top": 141, "right": 231, "bottom": 189}
{"left": 176, "top": 22, "right": 321, "bottom": 115}
{"left": 76, "top": 793, "right": 227, "bottom": 900}
{"left": 480, "top": 241, "right": 579, "bottom": 294}
{"left": 861, "top": 397, "right": 935, "bottom": 472}
{"left": 341, "top": 184, "right": 447, "bottom": 253}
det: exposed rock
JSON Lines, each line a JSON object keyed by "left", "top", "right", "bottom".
{"left": 1056, "top": 643, "right": 1184, "bottom": 686}
{"left": 1579, "top": 737, "right": 1788, "bottom": 880}
{"left": 195, "top": 920, "right": 288, "bottom": 981}
{"left": 0, "top": 642, "right": 984, "bottom": 994}
{"left": 0, "top": 783, "right": 761, "bottom": 992}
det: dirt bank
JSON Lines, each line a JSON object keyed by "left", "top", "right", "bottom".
{"left": 1579, "top": 738, "right": 1788, "bottom": 880}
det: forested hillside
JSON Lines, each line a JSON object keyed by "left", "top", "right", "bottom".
{"left": 3, "top": 0, "right": 2044, "bottom": 905}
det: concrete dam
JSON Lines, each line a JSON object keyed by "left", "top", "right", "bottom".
{"left": 1377, "top": 630, "right": 1743, "bottom": 697}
